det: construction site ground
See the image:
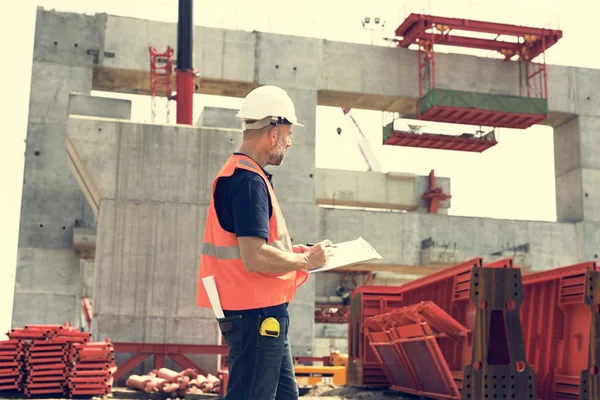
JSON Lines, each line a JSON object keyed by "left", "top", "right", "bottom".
{"left": 0, "top": 384, "right": 414, "bottom": 400}
{"left": 301, "top": 383, "right": 414, "bottom": 399}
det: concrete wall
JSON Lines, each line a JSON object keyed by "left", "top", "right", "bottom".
{"left": 319, "top": 208, "right": 580, "bottom": 271}
{"left": 12, "top": 8, "right": 120, "bottom": 328}
{"left": 315, "top": 169, "right": 451, "bottom": 213}
{"left": 66, "top": 115, "right": 233, "bottom": 372}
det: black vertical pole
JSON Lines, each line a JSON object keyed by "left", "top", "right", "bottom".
{"left": 176, "top": 0, "right": 194, "bottom": 124}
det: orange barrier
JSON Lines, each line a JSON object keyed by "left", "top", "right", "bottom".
{"left": 521, "top": 261, "right": 600, "bottom": 400}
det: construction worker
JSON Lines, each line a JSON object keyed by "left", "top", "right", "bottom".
{"left": 197, "top": 85, "right": 334, "bottom": 399}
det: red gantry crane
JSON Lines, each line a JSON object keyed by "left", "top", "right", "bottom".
{"left": 382, "top": 12, "right": 562, "bottom": 152}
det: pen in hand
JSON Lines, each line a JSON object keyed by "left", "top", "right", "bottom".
{"left": 306, "top": 243, "right": 337, "bottom": 248}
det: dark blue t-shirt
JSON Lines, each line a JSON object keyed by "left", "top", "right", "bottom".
{"left": 213, "top": 153, "right": 288, "bottom": 316}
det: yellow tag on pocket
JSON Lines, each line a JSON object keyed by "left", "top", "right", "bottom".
{"left": 259, "top": 317, "right": 280, "bottom": 338}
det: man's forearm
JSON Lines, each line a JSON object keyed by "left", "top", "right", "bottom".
{"left": 251, "top": 244, "right": 309, "bottom": 274}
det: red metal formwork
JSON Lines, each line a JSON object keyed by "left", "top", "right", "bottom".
{"left": 347, "top": 286, "right": 404, "bottom": 386}
{"left": 521, "top": 261, "right": 600, "bottom": 400}
{"left": 365, "top": 301, "right": 469, "bottom": 399}
{"left": 360, "top": 258, "right": 536, "bottom": 400}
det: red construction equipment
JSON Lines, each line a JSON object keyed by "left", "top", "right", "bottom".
{"left": 81, "top": 298, "right": 92, "bottom": 331}
{"left": 347, "top": 286, "right": 404, "bottom": 386}
{"left": 0, "top": 323, "right": 116, "bottom": 398}
{"left": 351, "top": 258, "right": 536, "bottom": 400}
{"left": 113, "top": 342, "right": 229, "bottom": 397}
{"left": 392, "top": 13, "right": 562, "bottom": 129}
{"left": 422, "top": 169, "right": 451, "bottom": 214}
{"left": 364, "top": 301, "right": 469, "bottom": 399}
{"left": 382, "top": 126, "right": 498, "bottom": 152}
{"left": 148, "top": 46, "right": 174, "bottom": 123}
{"left": 520, "top": 261, "right": 600, "bottom": 400}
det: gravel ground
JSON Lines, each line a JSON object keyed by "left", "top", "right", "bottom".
{"left": 301, "top": 383, "right": 415, "bottom": 399}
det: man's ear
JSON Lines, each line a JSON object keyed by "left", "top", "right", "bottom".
{"left": 268, "top": 125, "right": 279, "bottom": 143}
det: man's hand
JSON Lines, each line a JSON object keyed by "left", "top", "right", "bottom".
{"left": 293, "top": 244, "right": 311, "bottom": 254}
{"left": 305, "top": 240, "right": 334, "bottom": 270}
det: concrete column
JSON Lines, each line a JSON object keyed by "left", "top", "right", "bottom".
{"left": 66, "top": 115, "right": 244, "bottom": 374}
{"left": 554, "top": 116, "right": 600, "bottom": 223}
{"left": 12, "top": 8, "right": 107, "bottom": 328}
{"left": 554, "top": 112, "right": 600, "bottom": 262}
{"left": 269, "top": 87, "right": 318, "bottom": 357}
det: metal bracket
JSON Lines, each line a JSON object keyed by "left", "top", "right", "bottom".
{"left": 86, "top": 49, "right": 115, "bottom": 65}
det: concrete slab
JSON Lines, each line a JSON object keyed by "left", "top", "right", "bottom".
{"left": 196, "top": 106, "right": 240, "bottom": 129}
{"left": 319, "top": 208, "right": 580, "bottom": 271}
{"left": 68, "top": 93, "right": 132, "bottom": 119}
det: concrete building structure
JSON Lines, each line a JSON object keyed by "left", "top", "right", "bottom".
{"left": 12, "top": 6, "right": 600, "bottom": 373}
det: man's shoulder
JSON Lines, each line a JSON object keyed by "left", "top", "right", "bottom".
{"left": 215, "top": 168, "right": 269, "bottom": 199}
{"left": 223, "top": 167, "right": 265, "bottom": 186}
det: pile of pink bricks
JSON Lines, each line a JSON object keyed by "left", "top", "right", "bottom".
{"left": 126, "top": 367, "right": 221, "bottom": 396}
{"left": 0, "top": 323, "right": 117, "bottom": 398}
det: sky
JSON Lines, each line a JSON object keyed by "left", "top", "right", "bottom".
{"left": 0, "top": 0, "right": 596, "bottom": 335}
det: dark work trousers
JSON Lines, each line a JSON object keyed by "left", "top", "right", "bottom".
{"left": 218, "top": 306, "right": 298, "bottom": 400}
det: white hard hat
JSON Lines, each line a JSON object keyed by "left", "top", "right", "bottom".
{"left": 237, "top": 85, "right": 304, "bottom": 130}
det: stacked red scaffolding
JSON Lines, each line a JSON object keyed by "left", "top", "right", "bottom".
{"left": 68, "top": 340, "right": 117, "bottom": 396}
{"left": 0, "top": 340, "right": 25, "bottom": 392}
{"left": 0, "top": 323, "right": 118, "bottom": 398}
{"left": 23, "top": 337, "right": 72, "bottom": 397}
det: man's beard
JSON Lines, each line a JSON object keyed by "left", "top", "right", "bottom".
{"left": 267, "top": 136, "right": 287, "bottom": 166}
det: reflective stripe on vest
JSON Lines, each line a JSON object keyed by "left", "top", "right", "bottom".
{"left": 202, "top": 232, "right": 292, "bottom": 260}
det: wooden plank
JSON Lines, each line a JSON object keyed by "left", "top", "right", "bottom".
{"left": 92, "top": 67, "right": 258, "bottom": 98}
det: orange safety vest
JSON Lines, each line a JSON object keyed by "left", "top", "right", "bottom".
{"left": 197, "top": 154, "right": 309, "bottom": 311}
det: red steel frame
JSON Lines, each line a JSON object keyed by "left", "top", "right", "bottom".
{"left": 354, "top": 258, "right": 536, "bottom": 399}
{"left": 112, "top": 342, "right": 227, "bottom": 381}
{"left": 315, "top": 304, "right": 350, "bottom": 324}
{"left": 394, "top": 13, "right": 562, "bottom": 129}
{"left": 520, "top": 261, "right": 600, "bottom": 400}
{"left": 382, "top": 129, "right": 498, "bottom": 152}
{"left": 316, "top": 271, "right": 372, "bottom": 324}
{"left": 364, "top": 301, "right": 469, "bottom": 399}
{"left": 347, "top": 286, "right": 404, "bottom": 386}
{"left": 422, "top": 169, "right": 451, "bottom": 214}
{"left": 149, "top": 46, "right": 174, "bottom": 123}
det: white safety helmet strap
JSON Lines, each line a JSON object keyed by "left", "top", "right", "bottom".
{"left": 242, "top": 116, "right": 276, "bottom": 130}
